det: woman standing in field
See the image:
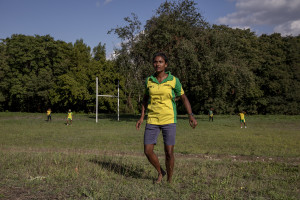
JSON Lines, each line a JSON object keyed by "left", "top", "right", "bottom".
{"left": 239, "top": 111, "right": 247, "bottom": 128}
{"left": 67, "top": 109, "right": 72, "bottom": 125}
{"left": 136, "top": 52, "right": 197, "bottom": 183}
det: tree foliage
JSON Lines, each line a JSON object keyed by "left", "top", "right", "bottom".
{"left": 109, "top": 0, "right": 300, "bottom": 114}
{"left": 0, "top": 0, "right": 299, "bottom": 114}
{"left": 0, "top": 35, "right": 122, "bottom": 113}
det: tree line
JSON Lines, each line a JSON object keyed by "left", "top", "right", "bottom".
{"left": 1, "top": 0, "right": 299, "bottom": 114}
{"left": 0, "top": 35, "right": 122, "bottom": 113}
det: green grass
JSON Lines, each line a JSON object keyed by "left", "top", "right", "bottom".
{"left": 0, "top": 112, "right": 299, "bottom": 199}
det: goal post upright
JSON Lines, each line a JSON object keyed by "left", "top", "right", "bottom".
{"left": 117, "top": 80, "right": 120, "bottom": 121}
{"left": 96, "top": 77, "right": 99, "bottom": 123}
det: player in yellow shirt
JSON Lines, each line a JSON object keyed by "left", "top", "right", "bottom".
{"left": 239, "top": 111, "right": 247, "bottom": 128}
{"left": 136, "top": 52, "right": 197, "bottom": 183}
{"left": 46, "top": 108, "right": 52, "bottom": 122}
{"left": 67, "top": 109, "right": 72, "bottom": 125}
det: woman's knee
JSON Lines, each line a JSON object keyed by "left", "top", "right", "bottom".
{"left": 144, "top": 149, "right": 150, "bottom": 156}
{"left": 164, "top": 146, "right": 174, "bottom": 159}
{"left": 144, "top": 145, "right": 154, "bottom": 156}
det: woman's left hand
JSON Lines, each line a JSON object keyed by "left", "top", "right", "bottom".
{"left": 189, "top": 116, "right": 198, "bottom": 129}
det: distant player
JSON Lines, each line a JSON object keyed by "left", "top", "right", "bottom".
{"left": 239, "top": 111, "right": 247, "bottom": 128}
{"left": 47, "top": 108, "right": 52, "bottom": 122}
{"left": 208, "top": 108, "right": 214, "bottom": 122}
{"left": 67, "top": 109, "right": 72, "bottom": 125}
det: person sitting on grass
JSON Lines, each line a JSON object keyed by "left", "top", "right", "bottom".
{"left": 67, "top": 109, "right": 72, "bottom": 125}
{"left": 46, "top": 108, "right": 52, "bottom": 122}
{"left": 239, "top": 110, "right": 247, "bottom": 128}
{"left": 136, "top": 52, "right": 198, "bottom": 184}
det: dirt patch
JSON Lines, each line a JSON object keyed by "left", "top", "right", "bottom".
{"left": 1, "top": 146, "right": 299, "bottom": 165}
{"left": 0, "top": 186, "right": 51, "bottom": 200}
{"left": 176, "top": 153, "right": 300, "bottom": 165}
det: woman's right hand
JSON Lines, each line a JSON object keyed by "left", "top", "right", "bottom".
{"left": 136, "top": 118, "right": 143, "bottom": 130}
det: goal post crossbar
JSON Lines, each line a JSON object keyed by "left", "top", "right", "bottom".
{"left": 96, "top": 77, "right": 120, "bottom": 123}
{"left": 97, "top": 95, "right": 118, "bottom": 98}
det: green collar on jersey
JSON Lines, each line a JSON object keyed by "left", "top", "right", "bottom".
{"left": 150, "top": 71, "right": 174, "bottom": 84}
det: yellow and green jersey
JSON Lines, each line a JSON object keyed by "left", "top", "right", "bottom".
{"left": 47, "top": 110, "right": 51, "bottom": 116}
{"left": 68, "top": 112, "right": 72, "bottom": 120}
{"left": 239, "top": 113, "right": 245, "bottom": 120}
{"left": 145, "top": 71, "right": 184, "bottom": 125}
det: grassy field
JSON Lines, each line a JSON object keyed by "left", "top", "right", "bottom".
{"left": 0, "top": 112, "right": 299, "bottom": 199}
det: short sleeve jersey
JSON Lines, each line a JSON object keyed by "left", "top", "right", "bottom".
{"left": 239, "top": 113, "right": 245, "bottom": 120}
{"left": 68, "top": 112, "right": 72, "bottom": 119}
{"left": 47, "top": 110, "right": 51, "bottom": 116}
{"left": 145, "top": 71, "right": 184, "bottom": 125}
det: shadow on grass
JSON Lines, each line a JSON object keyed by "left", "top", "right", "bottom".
{"left": 89, "top": 159, "right": 152, "bottom": 180}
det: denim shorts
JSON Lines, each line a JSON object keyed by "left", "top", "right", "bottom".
{"left": 144, "top": 123, "right": 176, "bottom": 146}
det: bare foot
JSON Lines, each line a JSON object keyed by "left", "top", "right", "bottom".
{"left": 156, "top": 169, "right": 166, "bottom": 184}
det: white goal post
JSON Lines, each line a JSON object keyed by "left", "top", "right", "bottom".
{"left": 96, "top": 77, "right": 119, "bottom": 122}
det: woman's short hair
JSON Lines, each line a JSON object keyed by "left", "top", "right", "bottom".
{"left": 153, "top": 52, "right": 168, "bottom": 63}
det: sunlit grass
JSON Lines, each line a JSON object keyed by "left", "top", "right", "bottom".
{"left": 0, "top": 112, "right": 299, "bottom": 199}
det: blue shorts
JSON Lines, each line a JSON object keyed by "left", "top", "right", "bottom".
{"left": 144, "top": 123, "right": 176, "bottom": 146}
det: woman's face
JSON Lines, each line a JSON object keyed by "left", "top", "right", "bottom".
{"left": 153, "top": 56, "right": 167, "bottom": 73}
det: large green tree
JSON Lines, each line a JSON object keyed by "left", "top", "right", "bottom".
{"left": 1, "top": 34, "right": 59, "bottom": 112}
{"left": 109, "top": 0, "right": 300, "bottom": 114}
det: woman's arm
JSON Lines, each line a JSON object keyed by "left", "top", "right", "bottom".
{"left": 136, "top": 94, "right": 149, "bottom": 130}
{"left": 180, "top": 94, "right": 198, "bottom": 129}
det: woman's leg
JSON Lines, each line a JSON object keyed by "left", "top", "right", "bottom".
{"left": 144, "top": 144, "right": 165, "bottom": 183}
{"left": 164, "top": 145, "right": 174, "bottom": 183}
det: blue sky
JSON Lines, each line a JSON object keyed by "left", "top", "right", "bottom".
{"left": 1, "top": 0, "right": 300, "bottom": 59}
